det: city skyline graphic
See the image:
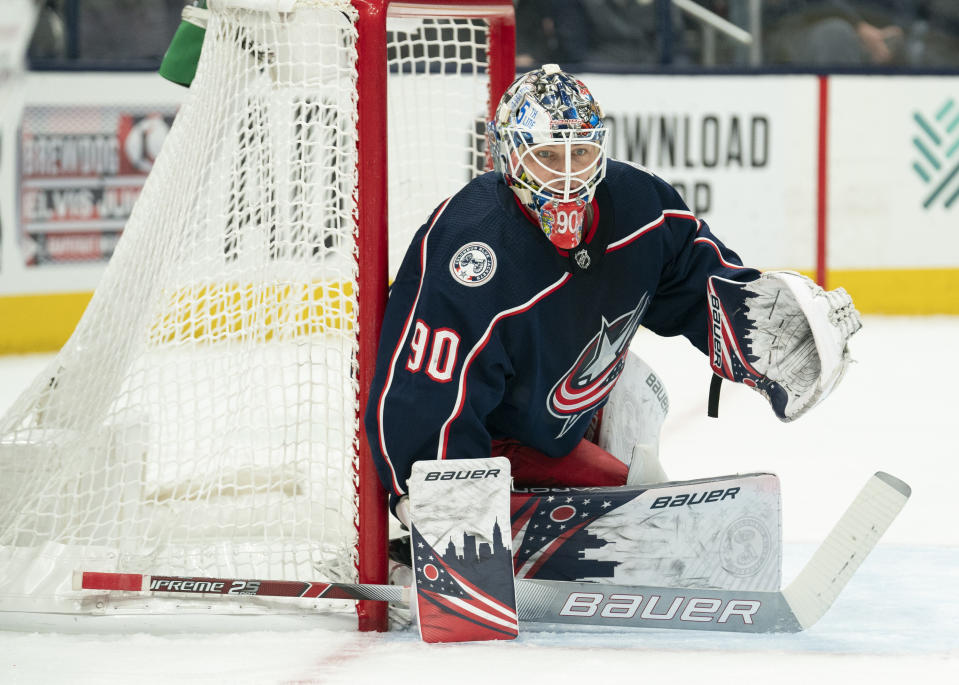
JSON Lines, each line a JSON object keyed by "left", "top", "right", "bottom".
{"left": 510, "top": 488, "right": 643, "bottom": 580}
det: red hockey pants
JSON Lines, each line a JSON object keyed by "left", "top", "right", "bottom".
{"left": 491, "top": 438, "right": 627, "bottom": 488}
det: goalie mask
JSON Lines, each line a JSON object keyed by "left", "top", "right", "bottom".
{"left": 488, "top": 64, "right": 608, "bottom": 249}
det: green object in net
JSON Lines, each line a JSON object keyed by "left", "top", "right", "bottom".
{"left": 159, "top": 2, "right": 207, "bottom": 87}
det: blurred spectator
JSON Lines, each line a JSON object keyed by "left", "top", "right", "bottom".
{"left": 762, "top": 1, "right": 912, "bottom": 66}
{"left": 514, "top": 0, "right": 568, "bottom": 67}
{"left": 911, "top": 0, "right": 959, "bottom": 66}
{"left": 28, "top": 0, "right": 183, "bottom": 64}
{"left": 515, "top": 0, "right": 694, "bottom": 69}
{"left": 23, "top": 0, "right": 959, "bottom": 71}
{"left": 76, "top": 0, "right": 183, "bottom": 62}
{"left": 28, "top": 1, "right": 67, "bottom": 59}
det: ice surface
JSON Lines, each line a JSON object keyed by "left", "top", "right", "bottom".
{"left": 0, "top": 316, "right": 956, "bottom": 683}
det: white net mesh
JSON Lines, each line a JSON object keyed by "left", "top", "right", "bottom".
{"left": 387, "top": 16, "right": 491, "bottom": 271}
{"left": 0, "top": 0, "right": 497, "bottom": 617}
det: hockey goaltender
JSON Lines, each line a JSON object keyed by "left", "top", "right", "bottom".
{"left": 365, "top": 63, "right": 861, "bottom": 524}
{"left": 359, "top": 65, "right": 873, "bottom": 642}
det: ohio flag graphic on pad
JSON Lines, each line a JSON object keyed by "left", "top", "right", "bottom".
{"left": 408, "top": 457, "right": 518, "bottom": 643}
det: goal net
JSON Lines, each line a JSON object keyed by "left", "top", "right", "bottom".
{"left": 0, "top": 0, "right": 514, "bottom": 631}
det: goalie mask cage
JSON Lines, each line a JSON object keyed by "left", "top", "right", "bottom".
{"left": 0, "top": 0, "right": 515, "bottom": 632}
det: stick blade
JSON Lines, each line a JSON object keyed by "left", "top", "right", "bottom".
{"left": 782, "top": 471, "right": 910, "bottom": 630}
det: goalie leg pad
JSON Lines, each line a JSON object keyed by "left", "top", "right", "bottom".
{"left": 511, "top": 472, "right": 782, "bottom": 590}
{"left": 408, "top": 457, "right": 518, "bottom": 643}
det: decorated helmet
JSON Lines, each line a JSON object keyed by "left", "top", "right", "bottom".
{"left": 488, "top": 64, "right": 608, "bottom": 249}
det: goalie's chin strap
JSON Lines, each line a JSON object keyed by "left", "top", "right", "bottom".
{"left": 707, "top": 374, "right": 723, "bottom": 418}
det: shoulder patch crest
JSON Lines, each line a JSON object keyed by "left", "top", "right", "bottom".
{"left": 449, "top": 242, "right": 496, "bottom": 287}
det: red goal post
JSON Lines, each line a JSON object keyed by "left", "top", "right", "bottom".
{"left": 353, "top": 0, "right": 516, "bottom": 631}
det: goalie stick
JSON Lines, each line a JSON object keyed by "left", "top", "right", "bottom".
{"left": 75, "top": 471, "right": 910, "bottom": 634}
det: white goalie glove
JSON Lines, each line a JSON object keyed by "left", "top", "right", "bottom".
{"left": 707, "top": 271, "right": 862, "bottom": 422}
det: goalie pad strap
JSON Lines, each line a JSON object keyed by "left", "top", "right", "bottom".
{"left": 707, "top": 373, "right": 722, "bottom": 418}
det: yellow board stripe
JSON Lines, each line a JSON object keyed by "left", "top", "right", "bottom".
{"left": 0, "top": 282, "right": 357, "bottom": 354}
{"left": 2, "top": 269, "right": 957, "bottom": 354}
{"left": 148, "top": 281, "right": 356, "bottom": 345}
{"left": 0, "top": 292, "right": 93, "bottom": 354}
{"left": 827, "top": 268, "right": 959, "bottom": 315}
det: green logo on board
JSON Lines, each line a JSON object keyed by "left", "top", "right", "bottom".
{"left": 912, "top": 99, "right": 959, "bottom": 209}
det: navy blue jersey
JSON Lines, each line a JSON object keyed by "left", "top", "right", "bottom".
{"left": 365, "top": 160, "right": 760, "bottom": 499}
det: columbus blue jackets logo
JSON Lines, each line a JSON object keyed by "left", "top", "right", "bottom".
{"left": 547, "top": 294, "right": 649, "bottom": 437}
{"left": 720, "top": 516, "right": 773, "bottom": 578}
{"left": 450, "top": 242, "right": 496, "bottom": 286}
